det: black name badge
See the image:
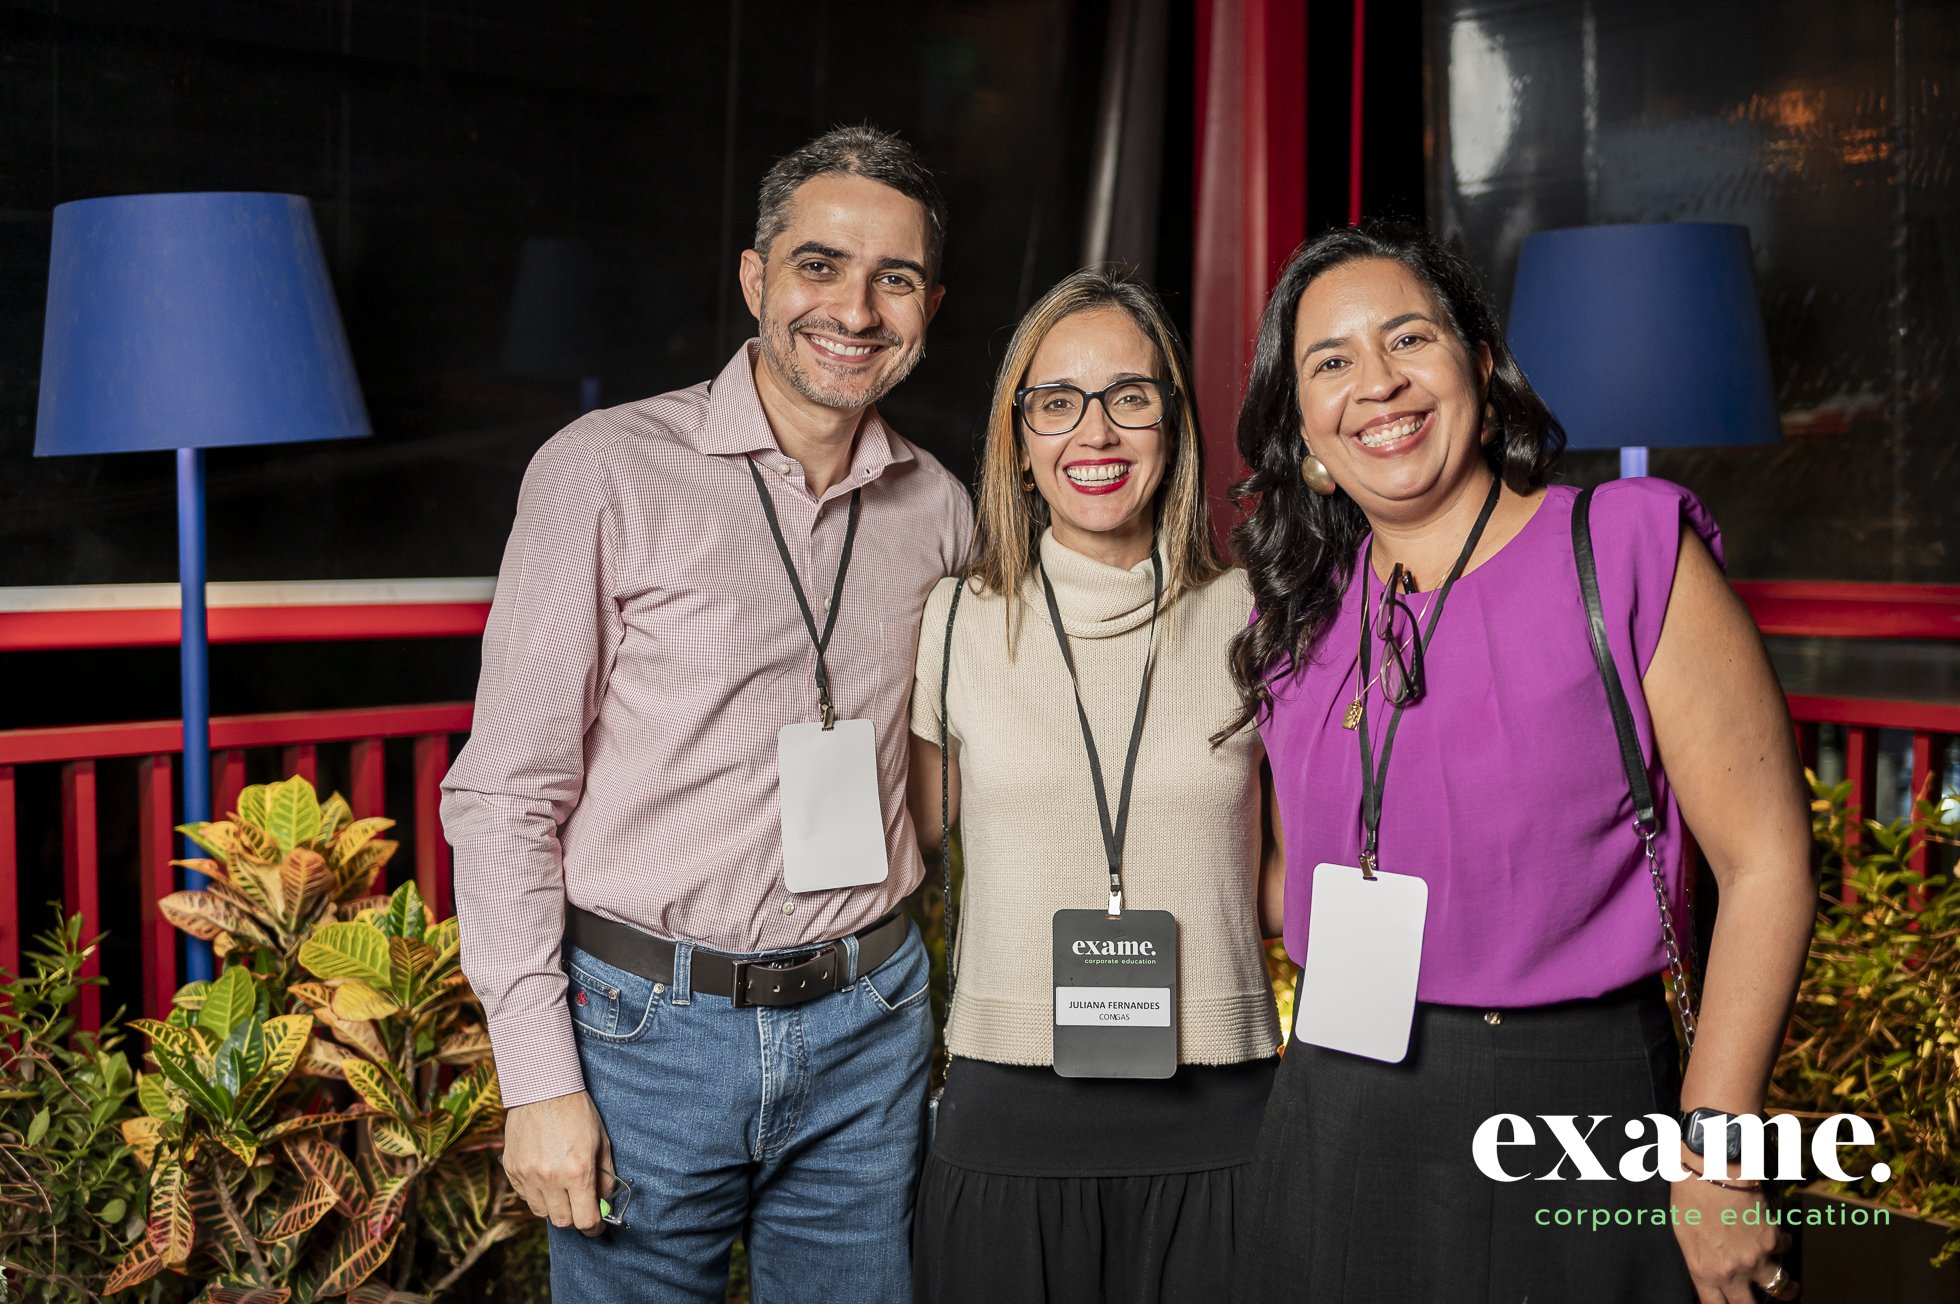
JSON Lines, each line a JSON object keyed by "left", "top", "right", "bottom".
{"left": 1051, "top": 909, "right": 1178, "bottom": 1079}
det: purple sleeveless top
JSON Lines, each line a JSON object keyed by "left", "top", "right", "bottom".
{"left": 1262, "top": 479, "right": 1722, "bottom": 1007}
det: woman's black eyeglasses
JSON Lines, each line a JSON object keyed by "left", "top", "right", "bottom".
{"left": 1374, "top": 563, "right": 1425, "bottom": 707}
{"left": 1014, "top": 379, "right": 1173, "bottom": 436}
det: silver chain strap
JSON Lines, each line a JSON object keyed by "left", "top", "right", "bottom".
{"left": 1639, "top": 823, "right": 1697, "bottom": 1051}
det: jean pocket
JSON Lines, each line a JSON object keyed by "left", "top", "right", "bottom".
{"left": 566, "top": 947, "right": 660, "bottom": 1044}
{"left": 859, "top": 926, "right": 930, "bottom": 1014}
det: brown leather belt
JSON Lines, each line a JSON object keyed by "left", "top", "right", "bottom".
{"left": 564, "top": 905, "right": 908, "bottom": 1008}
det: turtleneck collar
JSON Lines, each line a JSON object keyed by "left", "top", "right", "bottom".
{"left": 1028, "top": 529, "right": 1164, "bottom": 639}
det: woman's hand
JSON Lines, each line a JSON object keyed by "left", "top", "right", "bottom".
{"left": 1669, "top": 1174, "right": 1792, "bottom": 1304}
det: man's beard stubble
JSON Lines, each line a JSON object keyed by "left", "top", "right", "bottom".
{"left": 759, "top": 308, "right": 923, "bottom": 412}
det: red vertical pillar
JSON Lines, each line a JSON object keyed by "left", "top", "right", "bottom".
{"left": 413, "top": 735, "right": 453, "bottom": 920}
{"left": 60, "top": 760, "right": 102, "bottom": 1031}
{"left": 1192, "top": 0, "right": 1309, "bottom": 555}
{"left": 139, "top": 754, "right": 180, "bottom": 1019}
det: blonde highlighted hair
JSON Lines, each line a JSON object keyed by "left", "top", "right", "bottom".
{"left": 967, "top": 268, "right": 1226, "bottom": 621}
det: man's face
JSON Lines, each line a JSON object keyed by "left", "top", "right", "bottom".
{"left": 739, "top": 174, "right": 944, "bottom": 412}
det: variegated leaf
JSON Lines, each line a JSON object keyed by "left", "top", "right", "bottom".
{"left": 334, "top": 841, "right": 397, "bottom": 900}
{"left": 370, "top": 1117, "right": 419, "bottom": 1157}
{"left": 121, "top": 1115, "right": 165, "bottom": 1169}
{"left": 234, "top": 784, "right": 270, "bottom": 830}
{"left": 160, "top": 890, "right": 266, "bottom": 948}
{"left": 197, "top": 965, "right": 258, "bottom": 1043}
{"left": 260, "top": 1110, "right": 359, "bottom": 1143}
{"left": 341, "top": 1059, "right": 410, "bottom": 1123}
{"left": 332, "top": 816, "right": 396, "bottom": 865}
{"left": 263, "top": 776, "right": 323, "bottom": 854}
{"left": 296, "top": 1037, "right": 349, "bottom": 1079}
{"left": 328, "top": 978, "right": 401, "bottom": 1021}
{"left": 176, "top": 821, "right": 241, "bottom": 864}
{"left": 167, "top": 855, "right": 227, "bottom": 884}
{"left": 102, "top": 1237, "right": 166, "bottom": 1294}
{"left": 214, "top": 1128, "right": 259, "bottom": 1166}
{"left": 146, "top": 1042, "right": 234, "bottom": 1127}
{"left": 363, "top": 1170, "right": 415, "bottom": 1240}
{"left": 287, "top": 980, "right": 335, "bottom": 1009}
{"left": 434, "top": 1026, "right": 493, "bottom": 1065}
{"left": 257, "top": 1176, "right": 338, "bottom": 1244}
{"left": 280, "top": 848, "right": 334, "bottom": 924}
{"left": 298, "top": 922, "right": 393, "bottom": 988}
{"left": 136, "top": 1071, "right": 176, "bottom": 1119}
{"left": 381, "top": 882, "right": 426, "bottom": 941}
{"left": 308, "top": 1002, "right": 390, "bottom": 1065}
{"left": 314, "top": 1218, "right": 403, "bottom": 1296}
{"left": 389, "top": 936, "right": 436, "bottom": 1008}
{"left": 195, "top": 1287, "right": 294, "bottom": 1304}
{"left": 317, "top": 791, "right": 355, "bottom": 841}
{"left": 423, "top": 916, "right": 461, "bottom": 967}
{"left": 233, "top": 1014, "right": 313, "bottom": 1121}
{"left": 146, "top": 1157, "right": 194, "bottom": 1265}
{"left": 187, "top": 1179, "right": 254, "bottom": 1256}
{"left": 287, "top": 1136, "right": 366, "bottom": 1215}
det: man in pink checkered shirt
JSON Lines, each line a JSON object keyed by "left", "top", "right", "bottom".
{"left": 443, "top": 126, "right": 971, "bottom": 1302}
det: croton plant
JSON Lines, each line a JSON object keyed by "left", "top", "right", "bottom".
{"left": 106, "top": 776, "right": 527, "bottom": 1302}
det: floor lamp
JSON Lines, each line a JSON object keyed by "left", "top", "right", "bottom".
{"left": 35, "top": 192, "right": 370, "bottom": 983}
{"left": 1507, "top": 222, "right": 1781, "bottom": 476}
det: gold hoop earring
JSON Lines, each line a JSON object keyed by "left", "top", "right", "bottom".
{"left": 1021, "top": 470, "right": 1037, "bottom": 493}
{"left": 1483, "top": 401, "right": 1498, "bottom": 445}
{"left": 1300, "top": 447, "right": 1337, "bottom": 496}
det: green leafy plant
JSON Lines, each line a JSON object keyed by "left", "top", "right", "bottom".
{"left": 1771, "top": 772, "right": 1960, "bottom": 1264}
{"left": 0, "top": 910, "right": 153, "bottom": 1301}
{"left": 108, "top": 775, "right": 529, "bottom": 1300}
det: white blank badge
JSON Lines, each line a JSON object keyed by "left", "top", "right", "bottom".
{"left": 777, "top": 719, "right": 891, "bottom": 893}
{"left": 1294, "top": 862, "right": 1428, "bottom": 1063}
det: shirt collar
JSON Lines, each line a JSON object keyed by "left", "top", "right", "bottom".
{"left": 693, "top": 340, "right": 917, "bottom": 486}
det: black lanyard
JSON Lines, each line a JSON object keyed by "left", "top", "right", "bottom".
{"left": 747, "top": 457, "right": 861, "bottom": 729}
{"left": 1039, "top": 551, "right": 1163, "bottom": 917}
{"left": 1356, "top": 476, "right": 1502, "bottom": 878}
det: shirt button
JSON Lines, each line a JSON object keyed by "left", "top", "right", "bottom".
{"left": 862, "top": 467, "right": 873, "bottom": 478}
{"left": 1483, "top": 1011, "right": 1503, "bottom": 1026}
{"left": 823, "top": 596, "right": 832, "bottom": 611}
{"left": 782, "top": 900, "right": 795, "bottom": 916}
{"left": 777, "top": 462, "right": 791, "bottom": 474}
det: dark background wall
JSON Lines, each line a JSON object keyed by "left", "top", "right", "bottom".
{"left": 3, "top": 0, "right": 1175, "bottom": 593}
{"left": 2, "top": 0, "right": 1215, "bottom": 730}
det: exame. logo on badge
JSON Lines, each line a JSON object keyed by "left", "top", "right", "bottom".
{"left": 1071, "top": 939, "right": 1157, "bottom": 957}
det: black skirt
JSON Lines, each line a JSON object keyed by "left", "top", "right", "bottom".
{"left": 1233, "top": 978, "right": 1696, "bottom": 1303}
{"left": 913, "top": 1055, "right": 1279, "bottom": 1304}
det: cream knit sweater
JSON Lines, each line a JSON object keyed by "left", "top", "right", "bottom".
{"left": 911, "top": 532, "right": 1282, "bottom": 1066}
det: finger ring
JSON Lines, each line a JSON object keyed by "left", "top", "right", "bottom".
{"left": 1760, "top": 1263, "right": 1800, "bottom": 1300}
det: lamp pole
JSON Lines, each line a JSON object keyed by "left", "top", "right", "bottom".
{"left": 175, "top": 448, "right": 214, "bottom": 983}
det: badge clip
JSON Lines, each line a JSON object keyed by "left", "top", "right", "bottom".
{"left": 1358, "top": 851, "right": 1378, "bottom": 881}
{"left": 819, "top": 697, "right": 836, "bottom": 731}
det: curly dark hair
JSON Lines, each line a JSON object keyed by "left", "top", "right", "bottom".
{"left": 1218, "top": 220, "right": 1565, "bottom": 740}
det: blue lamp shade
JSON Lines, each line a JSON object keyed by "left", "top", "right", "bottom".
{"left": 35, "top": 192, "right": 370, "bottom": 456}
{"left": 1507, "top": 222, "right": 1780, "bottom": 450}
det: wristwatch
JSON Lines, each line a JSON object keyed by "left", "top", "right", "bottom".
{"left": 1680, "top": 1107, "right": 1749, "bottom": 1163}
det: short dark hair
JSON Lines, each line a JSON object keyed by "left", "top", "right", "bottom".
{"left": 754, "top": 125, "right": 948, "bottom": 283}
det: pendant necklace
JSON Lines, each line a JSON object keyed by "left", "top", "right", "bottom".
{"left": 1340, "top": 573, "right": 1436, "bottom": 731}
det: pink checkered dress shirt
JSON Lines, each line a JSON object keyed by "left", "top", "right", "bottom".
{"left": 442, "top": 342, "right": 973, "bottom": 1107}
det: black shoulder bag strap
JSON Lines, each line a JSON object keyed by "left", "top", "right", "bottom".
{"left": 926, "top": 579, "right": 967, "bottom": 1134}
{"left": 938, "top": 578, "right": 966, "bottom": 1002}
{"left": 1572, "top": 486, "right": 1698, "bottom": 1053}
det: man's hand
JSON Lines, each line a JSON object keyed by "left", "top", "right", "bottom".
{"left": 503, "top": 1090, "right": 614, "bottom": 1236}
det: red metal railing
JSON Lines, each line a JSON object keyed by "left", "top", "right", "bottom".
{"left": 1, "top": 578, "right": 1954, "bottom": 1027}
{"left": 0, "top": 705, "right": 468, "bottom": 1023}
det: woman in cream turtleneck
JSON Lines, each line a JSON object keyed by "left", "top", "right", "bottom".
{"left": 906, "top": 269, "right": 1284, "bottom": 1303}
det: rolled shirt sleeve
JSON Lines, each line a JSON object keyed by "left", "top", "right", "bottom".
{"left": 442, "top": 426, "right": 623, "bottom": 1108}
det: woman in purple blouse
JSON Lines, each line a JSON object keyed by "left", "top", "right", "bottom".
{"left": 1224, "top": 223, "right": 1816, "bottom": 1304}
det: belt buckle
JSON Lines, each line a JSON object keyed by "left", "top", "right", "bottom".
{"left": 728, "top": 958, "right": 754, "bottom": 1008}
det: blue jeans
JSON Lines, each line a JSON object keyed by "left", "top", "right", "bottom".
{"left": 548, "top": 919, "right": 933, "bottom": 1303}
